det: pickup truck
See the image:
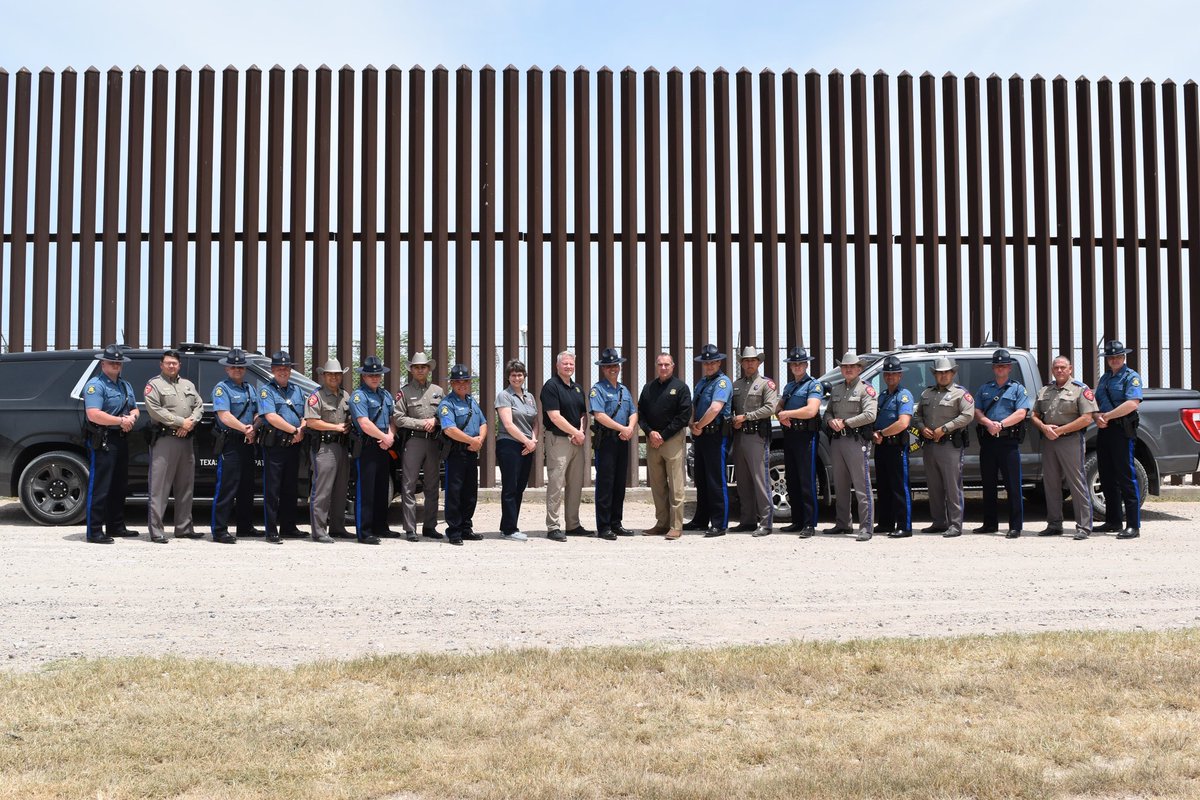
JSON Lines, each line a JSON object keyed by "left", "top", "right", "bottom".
{"left": 703, "top": 344, "right": 1200, "bottom": 522}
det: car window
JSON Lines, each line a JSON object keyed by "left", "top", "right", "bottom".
{"left": 957, "top": 359, "right": 995, "bottom": 396}
{"left": 0, "top": 360, "right": 77, "bottom": 401}
{"left": 121, "top": 357, "right": 166, "bottom": 396}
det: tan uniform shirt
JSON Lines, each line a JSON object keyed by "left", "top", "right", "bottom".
{"left": 304, "top": 387, "right": 350, "bottom": 425}
{"left": 144, "top": 374, "right": 203, "bottom": 428}
{"left": 1034, "top": 380, "right": 1099, "bottom": 426}
{"left": 731, "top": 373, "right": 780, "bottom": 422}
{"left": 393, "top": 380, "right": 444, "bottom": 431}
{"left": 824, "top": 377, "right": 878, "bottom": 430}
{"left": 913, "top": 384, "right": 975, "bottom": 432}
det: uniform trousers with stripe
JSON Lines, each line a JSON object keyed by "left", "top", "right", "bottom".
{"left": 831, "top": 434, "right": 873, "bottom": 529}
{"left": 355, "top": 441, "right": 393, "bottom": 540}
{"left": 782, "top": 429, "right": 820, "bottom": 529}
{"left": 593, "top": 434, "right": 630, "bottom": 532}
{"left": 689, "top": 431, "right": 729, "bottom": 529}
{"left": 979, "top": 434, "right": 1023, "bottom": 530}
{"left": 211, "top": 435, "right": 257, "bottom": 537}
{"left": 1042, "top": 431, "right": 1093, "bottom": 532}
{"left": 443, "top": 448, "right": 478, "bottom": 540}
{"left": 85, "top": 434, "right": 130, "bottom": 540}
{"left": 1097, "top": 427, "right": 1141, "bottom": 529}
{"left": 874, "top": 442, "right": 912, "bottom": 531}
{"left": 263, "top": 443, "right": 302, "bottom": 537}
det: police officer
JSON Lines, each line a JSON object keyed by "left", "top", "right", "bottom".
{"left": 912, "top": 357, "right": 975, "bottom": 537}
{"left": 823, "top": 352, "right": 878, "bottom": 541}
{"left": 1031, "top": 355, "right": 1098, "bottom": 540}
{"left": 350, "top": 355, "right": 396, "bottom": 545}
{"left": 210, "top": 348, "right": 258, "bottom": 544}
{"left": 438, "top": 364, "right": 488, "bottom": 546}
{"left": 394, "top": 352, "right": 444, "bottom": 542}
{"left": 684, "top": 343, "right": 733, "bottom": 538}
{"left": 974, "top": 348, "right": 1032, "bottom": 538}
{"left": 81, "top": 345, "right": 140, "bottom": 544}
{"left": 304, "top": 358, "right": 354, "bottom": 543}
{"left": 590, "top": 347, "right": 638, "bottom": 540}
{"left": 143, "top": 349, "right": 204, "bottom": 543}
{"left": 775, "top": 346, "right": 824, "bottom": 537}
{"left": 872, "top": 356, "right": 915, "bottom": 538}
{"left": 637, "top": 352, "right": 692, "bottom": 541}
{"left": 731, "top": 346, "right": 781, "bottom": 537}
{"left": 1094, "top": 339, "right": 1143, "bottom": 539}
{"left": 258, "top": 351, "right": 308, "bottom": 544}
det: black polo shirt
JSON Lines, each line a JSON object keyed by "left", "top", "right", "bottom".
{"left": 637, "top": 376, "right": 692, "bottom": 440}
{"left": 541, "top": 375, "right": 588, "bottom": 436}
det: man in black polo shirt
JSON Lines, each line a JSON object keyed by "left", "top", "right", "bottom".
{"left": 638, "top": 352, "right": 693, "bottom": 540}
{"left": 541, "top": 350, "right": 591, "bottom": 542}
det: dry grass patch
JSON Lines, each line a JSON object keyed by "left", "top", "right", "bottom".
{"left": 1, "top": 630, "right": 1198, "bottom": 799}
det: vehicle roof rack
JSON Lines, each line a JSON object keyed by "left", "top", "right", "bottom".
{"left": 896, "top": 342, "right": 956, "bottom": 353}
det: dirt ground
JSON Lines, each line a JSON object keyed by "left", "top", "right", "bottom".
{"left": 2, "top": 495, "right": 1198, "bottom": 671}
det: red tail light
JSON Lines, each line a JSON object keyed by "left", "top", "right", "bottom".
{"left": 1181, "top": 409, "right": 1200, "bottom": 442}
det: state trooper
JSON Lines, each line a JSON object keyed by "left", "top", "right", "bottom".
{"left": 81, "top": 345, "right": 140, "bottom": 544}
{"left": 1094, "top": 339, "right": 1143, "bottom": 539}
{"left": 350, "top": 355, "right": 396, "bottom": 545}
{"left": 304, "top": 358, "right": 354, "bottom": 543}
{"left": 393, "top": 352, "right": 444, "bottom": 542}
{"left": 210, "top": 348, "right": 258, "bottom": 544}
{"left": 823, "top": 351, "right": 878, "bottom": 541}
{"left": 1031, "top": 355, "right": 1098, "bottom": 540}
{"left": 438, "top": 364, "right": 488, "bottom": 546}
{"left": 730, "top": 346, "right": 780, "bottom": 537}
{"left": 973, "top": 348, "right": 1032, "bottom": 538}
{"left": 912, "top": 357, "right": 975, "bottom": 537}
{"left": 872, "top": 356, "right": 915, "bottom": 538}
{"left": 775, "top": 346, "right": 825, "bottom": 537}
{"left": 143, "top": 349, "right": 204, "bottom": 543}
{"left": 684, "top": 344, "right": 733, "bottom": 538}
{"left": 258, "top": 351, "right": 308, "bottom": 544}
{"left": 589, "top": 347, "right": 638, "bottom": 540}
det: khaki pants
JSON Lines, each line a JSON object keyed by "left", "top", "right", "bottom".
{"left": 544, "top": 433, "right": 585, "bottom": 532}
{"left": 924, "top": 441, "right": 965, "bottom": 533}
{"left": 309, "top": 441, "right": 351, "bottom": 536}
{"left": 1043, "top": 431, "right": 1093, "bottom": 532}
{"left": 148, "top": 434, "right": 195, "bottom": 538}
{"left": 831, "top": 435, "right": 873, "bottom": 529}
{"left": 400, "top": 436, "right": 441, "bottom": 533}
{"left": 646, "top": 429, "right": 686, "bottom": 530}
{"left": 731, "top": 430, "right": 772, "bottom": 527}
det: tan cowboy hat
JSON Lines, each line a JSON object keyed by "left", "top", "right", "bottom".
{"left": 316, "top": 358, "right": 349, "bottom": 374}
{"left": 738, "top": 345, "right": 763, "bottom": 361}
{"left": 837, "top": 351, "right": 866, "bottom": 366}
{"left": 409, "top": 352, "right": 436, "bottom": 371}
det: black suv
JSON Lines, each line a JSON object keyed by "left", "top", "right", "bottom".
{"left": 0, "top": 344, "right": 401, "bottom": 526}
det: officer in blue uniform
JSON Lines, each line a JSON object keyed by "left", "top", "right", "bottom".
{"left": 438, "top": 364, "right": 488, "bottom": 546}
{"left": 590, "top": 347, "right": 639, "bottom": 540}
{"left": 973, "top": 348, "right": 1033, "bottom": 538}
{"left": 210, "top": 348, "right": 259, "bottom": 544}
{"left": 258, "top": 351, "right": 308, "bottom": 544}
{"left": 684, "top": 343, "right": 733, "bottom": 537}
{"left": 350, "top": 355, "right": 396, "bottom": 545}
{"left": 775, "top": 346, "right": 825, "bottom": 537}
{"left": 81, "top": 345, "right": 141, "bottom": 543}
{"left": 872, "top": 356, "right": 915, "bottom": 538}
{"left": 1094, "top": 339, "right": 1143, "bottom": 539}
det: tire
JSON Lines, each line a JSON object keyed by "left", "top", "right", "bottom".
{"left": 768, "top": 448, "right": 792, "bottom": 522}
{"left": 19, "top": 450, "right": 90, "bottom": 526}
{"left": 1083, "top": 452, "right": 1149, "bottom": 518}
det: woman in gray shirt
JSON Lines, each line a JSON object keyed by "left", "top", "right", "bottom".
{"left": 495, "top": 359, "right": 539, "bottom": 541}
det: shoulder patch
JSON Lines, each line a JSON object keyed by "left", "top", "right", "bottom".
{"left": 718, "top": 379, "right": 728, "bottom": 389}
{"left": 260, "top": 389, "right": 268, "bottom": 399}
{"left": 215, "top": 387, "right": 224, "bottom": 397}
{"left": 441, "top": 406, "right": 450, "bottom": 415}
{"left": 669, "top": 388, "right": 677, "bottom": 395}
{"left": 901, "top": 392, "right": 911, "bottom": 403}
{"left": 353, "top": 393, "right": 362, "bottom": 403}
{"left": 1131, "top": 377, "right": 1141, "bottom": 387}
{"left": 1084, "top": 388, "right": 1095, "bottom": 401}
{"left": 307, "top": 393, "right": 319, "bottom": 407}
{"left": 590, "top": 388, "right": 597, "bottom": 397}
{"left": 86, "top": 385, "right": 96, "bottom": 395}
{"left": 766, "top": 379, "right": 775, "bottom": 391}
{"left": 574, "top": 386, "right": 581, "bottom": 393}
{"left": 864, "top": 385, "right": 876, "bottom": 397}
{"left": 144, "top": 383, "right": 154, "bottom": 396}
{"left": 963, "top": 392, "right": 974, "bottom": 404}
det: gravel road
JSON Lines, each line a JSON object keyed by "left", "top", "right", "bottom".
{"left": 3, "top": 496, "right": 1198, "bottom": 670}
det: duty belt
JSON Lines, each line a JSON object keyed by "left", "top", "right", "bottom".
{"left": 316, "top": 432, "right": 348, "bottom": 444}
{"left": 830, "top": 425, "right": 870, "bottom": 439}
{"left": 878, "top": 432, "right": 907, "bottom": 446}
{"left": 699, "top": 420, "right": 730, "bottom": 435}
{"left": 407, "top": 429, "right": 440, "bottom": 439}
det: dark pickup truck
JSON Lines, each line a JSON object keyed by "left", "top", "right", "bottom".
{"left": 0, "top": 344, "right": 406, "bottom": 526}
{"left": 708, "top": 344, "right": 1200, "bottom": 521}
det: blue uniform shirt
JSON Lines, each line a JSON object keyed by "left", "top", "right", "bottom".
{"left": 212, "top": 379, "right": 258, "bottom": 431}
{"left": 258, "top": 380, "right": 307, "bottom": 428}
{"left": 589, "top": 380, "right": 634, "bottom": 425}
{"left": 975, "top": 380, "right": 1033, "bottom": 422}
{"left": 83, "top": 371, "right": 137, "bottom": 416}
{"left": 874, "top": 386, "right": 915, "bottom": 430}
{"left": 1096, "top": 365, "right": 1143, "bottom": 412}
{"left": 350, "top": 384, "right": 395, "bottom": 433}
{"left": 780, "top": 374, "right": 825, "bottom": 412}
{"left": 694, "top": 372, "right": 733, "bottom": 421}
{"left": 438, "top": 391, "right": 484, "bottom": 436}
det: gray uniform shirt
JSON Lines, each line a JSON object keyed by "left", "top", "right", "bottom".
{"left": 495, "top": 385, "right": 538, "bottom": 442}
{"left": 1034, "top": 380, "right": 1099, "bottom": 426}
{"left": 394, "top": 380, "right": 444, "bottom": 431}
{"left": 144, "top": 374, "right": 203, "bottom": 428}
{"left": 913, "top": 384, "right": 975, "bottom": 431}
{"left": 823, "top": 377, "right": 878, "bottom": 429}
{"left": 304, "top": 387, "right": 350, "bottom": 424}
{"left": 731, "top": 373, "right": 780, "bottom": 421}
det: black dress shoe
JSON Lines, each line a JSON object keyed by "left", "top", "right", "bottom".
{"left": 613, "top": 526, "right": 636, "bottom": 537}
{"left": 176, "top": 531, "right": 206, "bottom": 540}
{"left": 329, "top": 530, "right": 356, "bottom": 539}
{"left": 213, "top": 533, "right": 237, "bottom": 544}
{"left": 597, "top": 529, "right": 617, "bottom": 541}
{"left": 566, "top": 526, "right": 595, "bottom": 537}
{"left": 87, "top": 535, "right": 115, "bottom": 544}
{"left": 752, "top": 527, "right": 772, "bottom": 537}
{"left": 406, "top": 531, "right": 420, "bottom": 542}
{"left": 797, "top": 527, "right": 815, "bottom": 538}
{"left": 732, "top": 523, "right": 756, "bottom": 532}
{"left": 379, "top": 529, "right": 402, "bottom": 538}
{"left": 1116, "top": 528, "right": 1140, "bottom": 540}
{"left": 358, "top": 535, "right": 381, "bottom": 545}
{"left": 1037, "top": 527, "right": 1064, "bottom": 537}
{"left": 547, "top": 530, "right": 567, "bottom": 542}
{"left": 111, "top": 529, "right": 140, "bottom": 538}
{"left": 423, "top": 526, "right": 443, "bottom": 539}
{"left": 1005, "top": 529, "right": 1021, "bottom": 539}
{"left": 921, "top": 525, "right": 949, "bottom": 534}
{"left": 265, "top": 533, "right": 282, "bottom": 544}
{"left": 973, "top": 525, "right": 1000, "bottom": 534}
{"left": 682, "top": 520, "right": 708, "bottom": 531}
{"left": 1095, "top": 522, "right": 1123, "bottom": 533}
{"left": 448, "top": 537, "right": 464, "bottom": 546}
{"left": 238, "top": 528, "right": 265, "bottom": 537}
{"left": 822, "top": 527, "right": 851, "bottom": 535}
{"left": 873, "top": 524, "right": 895, "bottom": 534}
{"left": 781, "top": 522, "right": 805, "bottom": 532}
{"left": 887, "top": 529, "right": 913, "bottom": 538}
{"left": 461, "top": 531, "right": 483, "bottom": 541}
{"left": 704, "top": 527, "right": 727, "bottom": 538}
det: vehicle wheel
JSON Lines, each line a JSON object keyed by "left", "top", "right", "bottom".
{"left": 19, "top": 450, "right": 90, "bottom": 526}
{"left": 1083, "top": 452, "right": 1149, "bottom": 518}
{"left": 768, "top": 449, "right": 792, "bottom": 522}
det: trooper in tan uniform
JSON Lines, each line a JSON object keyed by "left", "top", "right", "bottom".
{"left": 823, "top": 351, "right": 878, "bottom": 541}
{"left": 143, "top": 349, "right": 204, "bottom": 543}
{"left": 304, "top": 358, "right": 354, "bottom": 543}
{"left": 912, "top": 356, "right": 975, "bottom": 538}
{"left": 730, "top": 346, "right": 780, "bottom": 536}
{"left": 393, "top": 352, "right": 444, "bottom": 542}
{"left": 1031, "top": 355, "right": 1099, "bottom": 540}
